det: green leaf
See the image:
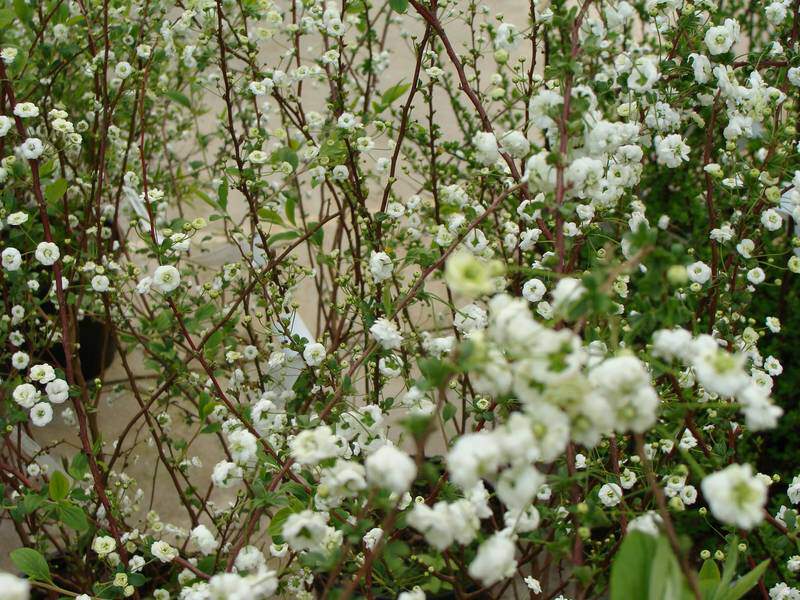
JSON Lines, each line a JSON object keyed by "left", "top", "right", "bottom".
{"left": 271, "top": 147, "right": 298, "bottom": 171}
{"left": 719, "top": 559, "right": 769, "bottom": 600}
{"left": 699, "top": 560, "right": 721, "bottom": 584}
{"left": 48, "top": 471, "right": 70, "bottom": 501}
{"left": 165, "top": 90, "right": 192, "bottom": 109}
{"left": 648, "top": 535, "right": 685, "bottom": 600}
{"left": 268, "top": 230, "right": 299, "bottom": 245}
{"left": 10, "top": 548, "right": 51, "bottom": 582}
{"left": 268, "top": 507, "right": 294, "bottom": 544}
{"left": 0, "top": 8, "right": 15, "bottom": 28}
{"left": 68, "top": 453, "right": 89, "bottom": 481}
{"left": 13, "top": 0, "right": 32, "bottom": 24}
{"left": 381, "top": 81, "right": 411, "bottom": 106}
{"left": 44, "top": 178, "right": 68, "bottom": 204}
{"left": 217, "top": 179, "right": 229, "bottom": 211}
{"left": 611, "top": 532, "right": 658, "bottom": 600}
{"left": 389, "top": 0, "right": 409, "bottom": 13}
{"left": 58, "top": 502, "right": 89, "bottom": 531}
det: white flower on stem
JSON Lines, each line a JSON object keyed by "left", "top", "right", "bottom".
{"left": 35, "top": 242, "right": 60, "bottom": 266}
{"left": 701, "top": 463, "right": 767, "bottom": 530}
{"left": 473, "top": 131, "right": 500, "bottom": 165}
{"left": 20, "top": 138, "right": 44, "bottom": 160}
{"left": 303, "top": 341, "right": 326, "bottom": 366}
{"left": 369, "top": 251, "right": 393, "bottom": 282}
{"left": 365, "top": 445, "right": 417, "bottom": 495}
{"left": 369, "top": 317, "right": 403, "bottom": 350}
{"left": 2, "top": 247, "right": 22, "bottom": 271}
{"left": 152, "top": 265, "right": 180, "bottom": 292}
{"left": 190, "top": 524, "right": 219, "bottom": 555}
{"left": 705, "top": 19, "right": 739, "bottom": 55}
{"left": 599, "top": 483, "right": 623, "bottom": 507}
{"left": 30, "top": 402, "right": 53, "bottom": 427}
{"left": 150, "top": 541, "right": 178, "bottom": 563}
{"left": 468, "top": 531, "right": 518, "bottom": 586}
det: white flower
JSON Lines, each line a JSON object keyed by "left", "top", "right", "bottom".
{"left": 522, "top": 278, "right": 547, "bottom": 303}
{"left": 468, "top": 532, "right": 518, "bottom": 586}
{"left": 473, "top": 131, "right": 499, "bottom": 165}
{"left": 289, "top": 425, "right": 340, "bottom": 465}
{"left": 30, "top": 402, "right": 53, "bottom": 427}
{"left": 45, "top": 378, "right": 69, "bottom": 404}
{"left": 445, "top": 251, "right": 499, "bottom": 297}
{"left": 761, "top": 208, "right": 783, "bottom": 231}
{"left": 701, "top": 463, "right": 767, "bottom": 530}
{"left": 151, "top": 541, "right": 178, "bottom": 563}
{"left": 0, "top": 115, "right": 12, "bottom": 136}
{"left": 788, "top": 475, "right": 800, "bottom": 504}
{"left": 705, "top": 19, "right": 739, "bottom": 55}
{"left": 524, "top": 576, "right": 542, "bottom": 594}
{"left": 627, "top": 56, "right": 659, "bottom": 92}
{"left": 687, "top": 261, "right": 712, "bottom": 284}
{"left": 20, "top": 138, "right": 44, "bottom": 160}
{"left": 92, "top": 535, "right": 116, "bottom": 556}
{"left": 13, "top": 383, "right": 40, "bottom": 409}
{"left": 689, "top": 53, "right": 712, "bottom": 84}
{"left": 227, "top": 429, "right": 258, "bottom": 464}
{"left": 303, "top": 341, "right": 326, "bottom": 366}
{"left": 247, "top": 150, "right": 268, "bottom": 164}
{"left": 91, "top": 274, "right": 110, "bottom": 292}
{"left": 152, "top": 265, "right": 180, "bottom": 292}
{"left": 282, "top": 510, "right": 329, "bottom": 551}
{"left": 115, "top": 61, "right": 133, "bottom": 79}
{"left": 11, "top": 351, "right": 29, "bottom": 370}
{"left": 368, "top": 251, "right": 393, "bottom": 282}
{"left": 235, "top": 545, "right": 266, "bottom": 572}
{"left": 30, "top": 363, "right": 55, "bottom": 383}
{"left": 365, "top": 445, "right": 417, "bottom": 495}
{"left": 499, "top": 130, "right": 530, "bottom": 158}
{"left": 211, "top": 460, "right": 243, "bottom": 488}
{"left": 654, "top": 134, "right": 690, "bottom": 168}
{"left": 747, "top": 267, "right": 765, "bottom": 285}
{"left": 362, "top": 527, "right": 383, "bottom": 550}
{"left": 369, "top": 317, "right": 403, "bottom": 350}
{"left": 13, "top": 102, "right": 39, "bottom": 118}
{"left": 2, "top": 247, "right": 22, "bottom": 271}
{"left": 598, "top": 483, "right": 623, "bottom": 507}
{"left": 0, "top": 573, "right": 30, "bottom": 600}
{"left": 551, "top": 277, "right": 586, "bottom": 310}
{"left": 190, "top": 524, "right": 219, "bottom": 555}
{"left": 35, "top": 242, "right": 60, "bottom": 266}
{"left": 7, "top": 212, "right": 28, "bottom": 226}
{"left": 398, "top": 588, "right": 426, "bottom": 600}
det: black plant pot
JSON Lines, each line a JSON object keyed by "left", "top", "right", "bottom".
{"left": 46, "top": 316, "right": 116, "bottom": 381}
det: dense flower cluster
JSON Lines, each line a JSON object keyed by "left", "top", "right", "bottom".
{"left": 1, "top": 0, "right": 800, "bottom": 598}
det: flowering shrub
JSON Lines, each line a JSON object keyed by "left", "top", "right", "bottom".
{"left": 1, "top": 0, "right": 800, "bottom": 598}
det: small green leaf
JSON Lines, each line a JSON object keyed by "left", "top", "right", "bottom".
{"left": 268, "top": 230, "right": 299, "bottom": 245}
{"left": 48, "top": 471, "right": 70, "bottom": 501}
{"left": 10, "top": 548, "right": 51, "bottom": 582}
{"left": 165, "top": 90, "right": 192, "bottom": 109}
{"left": 58, "top": 502, "right": 89, "bottom": 531}
{"left": 389, "top": 0, "right": 409, "bottom": 13}
{"left": 68, "top": 453, "right": 89, "bottom": 481}
{"left": 268, "top": 507, "right": 294, "bottom": 544}
{"left": 44, "top": 178, "right": 68, "bottom": 204}
{"left": 217, "top": 179, "right": 229, "bottom": 211}
{"left": 719, "top": 559, "right": 769, "bottom": 600}
{"left": 381, "top": 81, "right": 411, "bottom": 106}
{"left": 699, "top": 559, "right": 721, "bottom": 584}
